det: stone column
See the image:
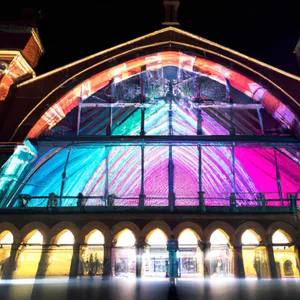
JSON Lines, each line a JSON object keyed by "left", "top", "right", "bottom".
{"left": 36, "top": 245, "right": 57, "bottom": 278}
{"left": 102, "top": 245, "right": 112, "bottom": 277}
{"left": 135, "top": 237, "right": 147, "bottom": 278}
{"left": 69, "top": 243, "right": 80, "bottom": 278}
{"left": 1, "top": 243, "right": 24, "bottom": 279}
{"left": 294, "top": 244, "right": 300, "bottom": 273}
{"left": 266, "top": 243, "right": 278, "bottom": 278}
{"left": 167, "top": 236, "right": 179, "bottom": 279}
{"left": 199, "top": 241, "right": 211, "bottom": 277}
{"left": 232, "top": 245, "right": 245, "bottom": 278}
{"left": 78, "top": 245, "right": 87, "bottom": 276}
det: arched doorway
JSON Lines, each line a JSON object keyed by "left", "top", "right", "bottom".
{"left": 47, "top": 230, "right": 74, "bottom": 276}
{"left": 178, "top": 229, "right": 202, "bottom": 277}
{"left": 113, "top": 229, "right": 136, "bottom": 277}
{"left": 14, "top": 231, "right": 43, "bottom": 278}
{"left": 242, "top": 230, "right": 269, "bottom": 278}
{"left": 143, "top": 229, "right": 168, "bottom": 278}
{"left": 209, "top": 229, "right": 232, "bottom": 277}
{"left": 82, "top": 230, "right": 105, "bottom": 276}
{"left": 272, "top": 230, "right": 299, "bottom": 278}
{"left": 0, "top": 231, "right": 13, "bottom": 277}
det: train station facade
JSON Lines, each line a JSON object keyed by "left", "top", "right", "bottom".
{"left": 0, "top": 21, "right": 300, "bottom": 280}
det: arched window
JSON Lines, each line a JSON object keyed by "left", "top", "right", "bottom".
{"left": 87, "top": 230, "right": 105, "bottom": 245}
{"left": 115, "top": 229, "right": 135, "bottom": 247}
{"left": 272, "top": 230, "right": 290, "bottom": 244}
{"left": 27, "top": 231, "right": 43, "bottom": 244}
{"left": 242, "top": 230, "right": 260, "bottom": 245}
{"left": 178, "top": 229, "right": 198, "bottom": 245}
{"left": 0, "top": 231, "right": 13, "bottom": 244}
{"left": 57, "top": 230, "right": 74, "bottom": 245}
{"left": 210, "top": 229, "right": 228, "bottom": 245}
{"left": 147, "top": 229, "right": 167, "bottom": 246}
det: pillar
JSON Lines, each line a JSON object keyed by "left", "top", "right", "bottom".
{"left": 294, "top": 244, "right": 300, "bottom": 273}
{"left": 1, "top": 243, "right": 24, "bottom": 279}
{"left": 266, "top": 243, "right": 278, "bottom": 278}
{"left": 78, "top": 245, "right": 87, "bottom": 276}
{"left": 136, "top": 238, "right": 146, "bottom": 278}
{"left": 232, "top": 245, "right": 245, "bottom": 278}
{"left": 167, "top": 236, "right": 178, "bottom": 279}
{"left": 102, "top": 245, "right": 112, "bottom": 277}
{"left": 69, "top": 243, "right": 80, "bottom": 278}
{"left": 36, "top": 245, "right": 57, "bottom": 278}
{"left": 199, "top": 241, "right": 211, "bottom": 277}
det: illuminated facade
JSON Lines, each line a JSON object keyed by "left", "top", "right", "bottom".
{"left": 0, "top": 22, "right": 300, "bottom": 280}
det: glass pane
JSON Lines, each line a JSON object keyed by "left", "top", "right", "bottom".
{"left": 144, "top": 104, "right": 169, "bottom": 135}
{"left": 63, "top": 147, "right": 106, "bottom": 206}
{"left": 235, "top": 147, "right": 279, "bottom": 205}
{"left": 144, "top": 146, "right": 168, "bottom": 206}
{"left": 202, "top": 146, "right": 232, "bottom": 206}
{"left": 79, "top": 107, "right": 110, "bottom": 135}
{"left": 20, "top": 149, "right": 70, "bottom": 206}
{"left": 111, "top": 107, "right": 141, "bottom": 136}
{"left": 174, "top": 146, "right": 198, "bottom": 206}
{"left": 172, "top": 100, "right": 197, "bottom": 135}
{"left": 108, "top": 146, "right": 140, "bottom": 206}
{"left": 275, "top": 148, "right": 300, "bottom": 202}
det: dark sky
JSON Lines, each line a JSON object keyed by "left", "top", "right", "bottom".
{"left": 4, "top": 3, "right": 300, "bottom": 76}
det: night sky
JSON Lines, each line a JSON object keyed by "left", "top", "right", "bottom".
{"left": 2, "top": 3, "right": 300, "bottom": 76}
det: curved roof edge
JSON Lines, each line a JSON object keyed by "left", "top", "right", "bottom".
{"left": 0, "top": 27, "right": 299, "bottom": 142}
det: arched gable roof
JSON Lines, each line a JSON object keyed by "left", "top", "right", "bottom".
{"left": 0, "top": 27, "right": 299, "bottom": 142}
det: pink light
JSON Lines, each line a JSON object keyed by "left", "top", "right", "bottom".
{"left": 27, "top": 51, "right": 296, "bottom": 138}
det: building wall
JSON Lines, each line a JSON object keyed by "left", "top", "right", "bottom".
{"left": 0, "top": 212, "right": 299, "bottom": 279}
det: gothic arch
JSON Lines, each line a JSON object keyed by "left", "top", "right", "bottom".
{"left": 141, "top": 220, "right": 172, "bottom": 241}
{"left": 267, "top": 222, "right": 297, "bottom": 243}
{"left": 172, "top": 222, "right": 203, "bottom": 241}
{"left": 111, "top": 222, "right": 141, "bottom": 243}
{"left": 49, "top": 221, "right": 80, "bottom": 244}
{"left": 236, "top": 221, "right": 268, "bottom": 244}
{"left": 81, "top": 221, "right": 110, "bottom": 245}
{"left": 19, "top": 222, "right": 50, "bottom": 244}
{"left": 0, "top": 222, "right": 19, "bottom": 243}
{"left": 204, "top": 221, "right": 236, "bottom": 245}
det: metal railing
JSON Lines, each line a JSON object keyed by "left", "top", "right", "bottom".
{"left": 6, "top": 192, "right": 299, "bottom": 213}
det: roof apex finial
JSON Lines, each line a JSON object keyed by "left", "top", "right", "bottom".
{"left": 162, "top": 0, "right": 180, "bottom": 27}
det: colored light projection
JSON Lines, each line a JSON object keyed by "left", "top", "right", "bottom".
{"left": 0, "top": 140, "right": 36, "bottom": 207}
{"left": 9, "top": 143, "right": 300, "bottom": 208}
{"left": 28, "top": 51, "right": 295, "bottom": 138}
{"left": 1, "top": 51, "right": 300, "bottom": 208}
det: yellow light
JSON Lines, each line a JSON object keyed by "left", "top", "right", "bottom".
{"left": 210, "top": 230, "right": 228, "bottom": 245}
{"left": 178, "top": 229, "right": 198, "bottom": 245}
{"left": 242, "top": 230, "right": 259, "bottom": 245}
{"left": 272, "top": 230, "right": 290, "bottom": 244}
{"left": 147, "top": 229, "right": 167, "bottom": 246}
{"left": 116, "top": 229, "right": 136, "bottom": 247}
{"left": 0, "top": 231, "right": 13, "bottom": 244}
{"left": 27, "top": 231, "right": 43, "bottom": 244}
{"left": 87, "top": 230, "right": 104, "bottom": 245}
{"left": 57, "top": 230, "right": 74, "bottom": 245}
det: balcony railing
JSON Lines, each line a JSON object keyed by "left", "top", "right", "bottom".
{"left": 3, "top": 192, "right": 299, "bottom": 213}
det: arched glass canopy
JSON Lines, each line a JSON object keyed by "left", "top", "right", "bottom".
{"left": 0, "top": 51, "right": 300, "bottom": 208}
